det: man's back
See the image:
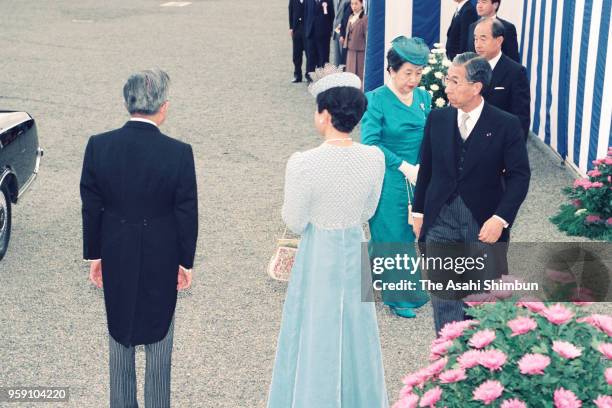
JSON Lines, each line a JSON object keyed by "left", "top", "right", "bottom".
{"left": 446, "top": 2, "right": 478, "bottom": 60}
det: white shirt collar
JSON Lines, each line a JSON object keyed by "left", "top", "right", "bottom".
{"left": 456, "top": 0, "right": 469, "bottom": 13}
{"left": 489, "top": 51, "right": 503, "bottom": 70}
{"left": 457, "top": 97, "right": 485, "bottom": 139}
{"left": 129, "top": 117, "right": 158, "bottom": 127}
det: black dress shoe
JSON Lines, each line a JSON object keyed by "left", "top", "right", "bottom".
{"left": 305, "top": 73, "right": 313, "bottom": 83}
{"left": 291, "top": 76, "right": 302, "bottom": 83}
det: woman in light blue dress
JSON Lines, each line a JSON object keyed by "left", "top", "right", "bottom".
{"left": 267, "top": 67, "right": 389, "bottom": 408}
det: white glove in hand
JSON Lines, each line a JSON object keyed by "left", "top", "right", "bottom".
{"left": 399, "top": 161, "right": 419, "bottom": 185}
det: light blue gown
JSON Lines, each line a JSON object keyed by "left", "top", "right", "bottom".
{"left": 267, "top": 143, "right": 389, "bottom": 408}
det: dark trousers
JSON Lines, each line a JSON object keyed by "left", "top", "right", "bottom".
{"left": 109, "top": 317, "right": 175, "bottom": 408}
{"left": 306, "top": 36, "right": 331, "bottom": 74}
{"left": 425, "top": 196, "right": 498, "bottom": 336}
{"left": 292, "top": 22, "right": 305, "bottom": 79}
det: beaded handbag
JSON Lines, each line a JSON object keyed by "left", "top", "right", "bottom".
{"left": 267, "top": 228, "right": 300, "bottom": 282}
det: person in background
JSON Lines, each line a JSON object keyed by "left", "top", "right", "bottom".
{"left": 304, "top": 0, "right": 335, "bottom": 82}
{"left": 332, "top": 0, "right": 351, "bottom": 65}
{"left": 361, "top": 37, "right": 432, "bottom": 318}
{"left": 289, "top": 0, "right": 307, "bottom": 83}
{"left": 467, "top": 0, "right": 520, "bottom": 63}
{"left": 343, "top": 0, "right": 367, "bottom": 84}
{"left": 268, "top": 65, "right": 388, "bottom": 407}
{"left": 446, "top": 0, "right": 478, "bottom": 61}
{"left": 474, "top": 18, "right": 531, "bottom": 140}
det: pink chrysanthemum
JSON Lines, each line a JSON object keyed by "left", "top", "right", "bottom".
{"left": 577, "top": 314, "right": 612, "bottom": 336}
{"left": 507, "top": 316, "right": 537, "bottom": 336}
{"left": 419, "top": 386, "right": 442, "bottom": 407}
{"left": 552, "top": 341, "right": 582, "bottom": 359}
{"left": 424, "top": 357, "right": 448, "bottom": 377}
{"left": 429, "top": 339, "right": 453, "bottom": 361}
{"left": 518, "top": 353, "right": 550, "bottom": 375}
{"left": 393, "top": 392, "right": 419, "bottom": 408}
{"left": 516, "top": 298, "right": 546, "bottom": 313}
{"left": 473, "top": 380, "right": 504, "bottom": 405}
{"left": 457, "top": 350, "right": 482, "bottom": 369}
{"left": 478, "top": 349, "right": 507, "bottom": 371}
{"left": 594, "top": 395, "right": 612, "bottom": 408}
{"left": 541, "top": 303, "right": 574, "bottom": 325}
{"left": 554, "top": 388, "right": 582, "bottom": 408}
{"left": 438, "top": 368, "right": 467, "bottom": 384}
{"left": 605, "top": 368, "right": 612, "bottom": 385}
{"left": 468, "top": 329, "right": 496, "bottom": 349}
{"left": 501, "top": 399, "right": 527, "bottom": 408}
{"left": 598, "top": 343, "right": 612, "bottom": 359}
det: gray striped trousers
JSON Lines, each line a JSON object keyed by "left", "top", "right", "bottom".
{"left": 109, "top": 318, "right": 175, "bottom": 408}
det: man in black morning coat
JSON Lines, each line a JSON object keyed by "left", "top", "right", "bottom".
{"left": 304, "top": 0, "right": 335, "bottom": 80}
{"left": 80, "top": 69, "right": 198, "bottom": 407}
{"left": 446, "top": 0, "right": 479, "bottom": 61}
{"left": 474, "top": 18, "right": 531, "bottom": 140}
{"left": 289, "top": 0, "right": 306, "bottom": 82}
{"left": 412, "top": 53, "right": 530, "bottom": 335}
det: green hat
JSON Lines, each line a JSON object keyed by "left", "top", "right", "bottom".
{"left": 391, "top": 36, "right": 430, "bottom": 66}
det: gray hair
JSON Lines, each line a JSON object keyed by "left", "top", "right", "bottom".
{"left": 123, "top": 69, "right": 170, "bottom": 115}
{"left": 476, "top": 17, "right": 506, "bottom": 38}
{"left": 452, "top": 52, "right": 492, "bottom": 93}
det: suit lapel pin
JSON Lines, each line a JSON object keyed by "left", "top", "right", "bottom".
{"left": 420, "top": 103, "right": 425, "bottom": 111}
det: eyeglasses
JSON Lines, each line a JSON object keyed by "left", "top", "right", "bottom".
{"left": 442, "top": 76, "right": 475, "bottom": 88}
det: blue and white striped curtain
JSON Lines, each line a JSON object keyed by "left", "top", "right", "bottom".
{"left": 521, "top": 0, "right": 611, "bottom": 174}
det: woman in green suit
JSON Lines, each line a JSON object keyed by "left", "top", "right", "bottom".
{"left": 361, "top": 36, "right": 432, "bottom": 318}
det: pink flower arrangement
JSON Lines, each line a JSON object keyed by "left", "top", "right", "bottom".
{"left": 518, "top": 353, "right": 551, "bottom": 375}
{"left": 468, "top": 329, "right": 496, "bottom": 349}
{"left": 393, "top": 301, "right": 611, "bottom": 407}
{"left": 588, "top": 169, "right": 602, "bottom": 177}
{"left": 541, "top": 303, "right": 574, "bottom": 325}
{"left": 507, "top": 316, "right": 538, "bottom": 336}
{"left": 594, "top": 395, "right": 612, "bottom": 408}
{"left": 473, "top": 380, "right": 504, "bottom": 405}
{"left": 429, "top": 339, "right": 453, "bottom": 361}
{"left": 554, "top": 388, "right": 582, "bottom": 408}
{"left": 552, "top": 341, "right": 582, "bottom": 359}
{"left": 419, "top": 386, "right": 442, "bottom": 407}
{"left": 501, "top": 399, "right": 527, "bottom": 408}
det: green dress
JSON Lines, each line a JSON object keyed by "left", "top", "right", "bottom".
{"left": 361, "top": 85, "right": 431, "bottom": 316}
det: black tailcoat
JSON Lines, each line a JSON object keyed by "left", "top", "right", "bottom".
{"left": 413, "top": 103, "right": 530, "bottom": 243}
{"left": 81, "top": 121, "right": 198, "bottom": 347}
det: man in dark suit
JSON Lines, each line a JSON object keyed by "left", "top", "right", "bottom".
{"left": 446, "top": 0, "right": 478, "bottom": 61}
{"left": 304, "top": 0, "right": 335, "bottom": 81}
{"left": 81, "top": 69, "right": 198, "bottom": 407}
{"left": 289, "top": 0, "right": 306, "bottom": 83}
{"left": 475, "top": 18, "right": 531, "bottom": 140}
{"left": 412, "top": 53, "right": 530, "bottom": 334}
{"left": 467, "top": 0, "right": 520, "bottom": 63}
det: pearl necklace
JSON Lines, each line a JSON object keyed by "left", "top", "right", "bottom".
{"left": 325, "top": 137, "right": 353, "bottom": 143}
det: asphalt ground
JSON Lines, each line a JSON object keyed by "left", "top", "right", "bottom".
{"left": 0, "top": 1, "right": 609, "bottom": 407}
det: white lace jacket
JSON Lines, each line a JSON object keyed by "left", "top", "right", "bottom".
{"left": 282, "top": 142, "right": 385, "bottom": 234}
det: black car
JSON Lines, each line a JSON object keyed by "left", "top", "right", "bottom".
{"left": 0, "top": 111, "right": 43, "bottom": 260}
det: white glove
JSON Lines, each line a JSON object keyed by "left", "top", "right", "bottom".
{"left": 399, "top": 161, "right": 419, "bottom": 185}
